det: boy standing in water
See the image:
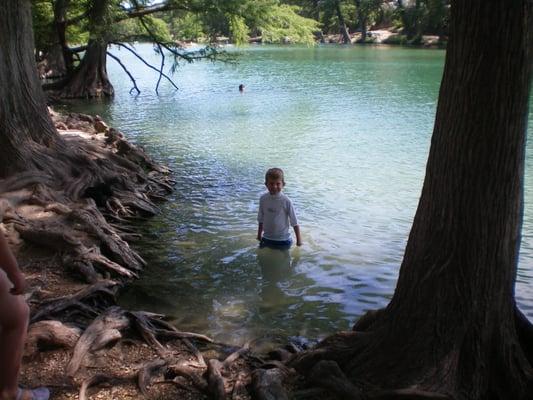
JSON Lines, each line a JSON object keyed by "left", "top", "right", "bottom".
{"left": 257, "top": 168, "right": 302, "bottom": 249}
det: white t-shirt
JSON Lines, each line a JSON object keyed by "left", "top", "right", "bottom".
{"left": 257, "top": 192, "right": 298, "bottom": 241}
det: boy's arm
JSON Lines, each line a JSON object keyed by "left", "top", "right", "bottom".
{"left": 257, "top": 223, "right": 263, "bottom": 241}
{"left": 293, "top": 225, "right": 302, "bottom": 246}
{"left": 0, "top": 233, "right": 27, "bottom": 295}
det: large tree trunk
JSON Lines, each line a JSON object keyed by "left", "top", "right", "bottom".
{"left": 61, "top": 39, "right": 114, "bottom": 98}
{"left": 60, "top": 0, "right": 114, "bottom": 98}
{"left": 0, "top": 0, "right": 65, "bottom": 177}
{"left": 292, "top": 1, "right": 533, "bottom": 399}
{"left": 54, "top": 0, "right": 74, "bottom": 75}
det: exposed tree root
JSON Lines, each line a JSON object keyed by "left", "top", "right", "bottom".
{"left": 30, "top": 280, "right": 120, "bottom": 325}
{"left": 168, "top": 362, "right": 209, "bottom": 393}
{"left": 207, "top": 358, "right": 227, "bottom": 399}
{"left": 128, "top": 311, "right": 173, "bottom": 359}
{"left": 67, "top": 306, "right": 130, "bottom": 376}
{"left": 138, "top": 358, "right": 168, "bottom": 395}
{"left": 24, "top": 320, "right": 82, "bottom": 358}
{"left": 288, "top": 331, "right": 370, "bottom": 374}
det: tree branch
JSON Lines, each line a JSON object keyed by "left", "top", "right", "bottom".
{"left": 106, "top": 51, "right": 141, "bottom": 95}
{"left": 109, "top": 42, "right": 179, "bottom": 91}
{"left": 117, "top": 2, "right": 190, "bottom": 21}
{"left": 155, "top": 43, "right": 165, "bottom": 95}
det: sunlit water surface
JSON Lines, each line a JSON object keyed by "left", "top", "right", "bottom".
{"left": 62, "top": 44, "right": 533, "bottom": 346}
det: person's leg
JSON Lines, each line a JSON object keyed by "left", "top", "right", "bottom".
{"left": 0, "top": 270, "right": 29, "bottom": 400}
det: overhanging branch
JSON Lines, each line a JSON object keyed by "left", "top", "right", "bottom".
{"left": 109, "top": 43, "right": 179, "bottom": 92}
{"left": 106, "top": 51, "right": 140, "bottom": 95}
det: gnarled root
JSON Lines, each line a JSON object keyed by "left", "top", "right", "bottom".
{"left": 67, "top": 306, "right": 129, "bottom": 376}
{"left": 31, "top": 280, "right": 120, "bottom": 324}
{"left": 137, "top": 358, "right": 168, "bottom": 395}
{"left": 25, "top": 320, "right": 82, "bottom": 358}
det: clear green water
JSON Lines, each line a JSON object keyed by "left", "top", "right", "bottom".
{"left": 63, "top": 44, "right": 533, "bottom": 345}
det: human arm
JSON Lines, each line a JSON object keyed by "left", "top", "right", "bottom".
{"left": 257, "top": 223, "right": 263, "bottom": 241}
{"left": 257, "top": 196, "right": 264, "bottom": 241}
{"left": 293, "top": 225, "right": 302, "bottom": 246}
{"left": 0, "top": 233, "right": 27, "bottom": 295}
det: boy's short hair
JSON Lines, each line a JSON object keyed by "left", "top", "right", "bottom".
{"left": 265, "top": 168, "right": 285, "bottom": 185}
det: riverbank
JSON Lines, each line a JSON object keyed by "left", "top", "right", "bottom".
{"left": 2, "top": 109, "right": 303, "bottom": 399}
{"left": 176, "top": 27, "right": 445, "bottom": 48}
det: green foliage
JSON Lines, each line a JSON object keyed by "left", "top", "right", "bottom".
{"left": 167, "top": 12, "right": 205, "bottom": 42}
{"left": 395, "top": 0, "right": 449, "bottom": 38}
{"left": 163, "top": 0, "right": 319, "bottom": 45}
{"left": 227, "top": 14, "right": 249, "bottom": 45}
{"left": 32, "top": 1, "right": 55, "bottom": 52}
{"left": 115, "top": 16, "right": 171, "bottom": 42}
{"left": 246, "top": 3, "right": 319, "bottom": 44}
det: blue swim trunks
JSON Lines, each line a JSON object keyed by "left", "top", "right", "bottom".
{"left": 259, "top": 237, "right": 292, "bottom": 250}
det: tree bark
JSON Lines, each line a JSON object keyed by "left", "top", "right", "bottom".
{"left": 61, "top": 39, "right": 114, "bottom": 98}
{"left": 54, "top": 0, "right": 74, "bottom": 75}
{"left": 0, "top": 0, "right": 64, "bottom": 177}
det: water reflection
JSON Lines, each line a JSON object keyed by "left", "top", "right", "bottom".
{"left": 257, "top": 247, "right": 293, "bottom": 306}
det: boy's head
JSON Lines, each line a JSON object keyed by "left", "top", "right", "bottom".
{"left": 265, "top": 168, "right": 285, "bottom": 195}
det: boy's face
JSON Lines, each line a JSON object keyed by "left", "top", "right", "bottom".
{"left": 266, "top": 178, "right": 284, "bottom": 195}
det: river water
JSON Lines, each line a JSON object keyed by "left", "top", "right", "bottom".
{"left": 64, "top": 44, "right": 533, "bottom": 346}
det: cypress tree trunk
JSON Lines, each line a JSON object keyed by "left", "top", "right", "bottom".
{"left": 54, "top": 0, "right": 74, "bottom": 75}
{"left": 293, "top": 1, "right": 533, "bottom": 398}
{"left": 61, "top": 39, "right": 114, "bottom": 98}
{"left": 351, "top": 1, "right": 533, "bottom": 397}
{"left": 60, "top": 0, "right": 114, "bottom": 98}
{"left": 0, "top": 0, "right": 63, "bottom": 177}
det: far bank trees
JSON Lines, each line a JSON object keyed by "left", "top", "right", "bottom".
{"left": 34, "top": 0, "right": 319, "bottom": 99}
